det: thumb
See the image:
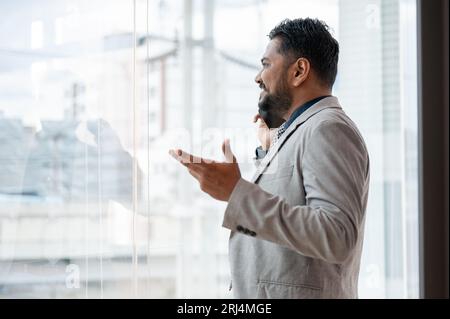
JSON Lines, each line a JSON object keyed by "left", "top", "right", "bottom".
{"left": 222, "top": 139, "right": 236, "bottom": 163}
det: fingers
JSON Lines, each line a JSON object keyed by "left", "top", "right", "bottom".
{"left": 169, "top": 142, "right": 236, "bottom": 167}
{"left": 169, "top": 149, "right": 205, "bottom": 165}
{"left": 254, "top": 114, "right": 269, "bottom": 129}
{"left": 168, "top": 149, "right": 185, "bottom": 165}
{"left": 168, "top": 149, "right": 206, "bottom": 180}
{"left": 253, "top": 114, "right": 262, "bottom": 123}
{"left": 221, "top": 139, "right": 236, "bottom": 163}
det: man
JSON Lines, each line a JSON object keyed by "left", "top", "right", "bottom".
{"left": 169, "top": 18, "right": 370, "bottom": 299}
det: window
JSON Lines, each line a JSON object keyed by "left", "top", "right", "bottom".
{"left": 0, "top": 0, "right": 418, "bottom": 298}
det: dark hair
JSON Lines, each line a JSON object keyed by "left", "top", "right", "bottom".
{"left": 269, "top": 18, "right": 339, "bottom": 88}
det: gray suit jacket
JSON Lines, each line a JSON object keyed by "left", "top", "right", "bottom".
{"left": 222, "top": 96, "right": 370, "bottom": 299}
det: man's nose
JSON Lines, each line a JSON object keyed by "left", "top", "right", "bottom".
{"left": 254, "top": 70, "right": 262, "bottom": 84}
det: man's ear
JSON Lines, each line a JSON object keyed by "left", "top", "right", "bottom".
{"left": 291, "top": 58, "right": 310, "bottom": 87}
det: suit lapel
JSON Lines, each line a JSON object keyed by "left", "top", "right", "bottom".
{"left": 251, "top": 96, "right": 342, "bottom": 183}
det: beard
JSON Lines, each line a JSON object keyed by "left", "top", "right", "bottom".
{"left": 258, "top": 79, "right": 292, "bottom": 129}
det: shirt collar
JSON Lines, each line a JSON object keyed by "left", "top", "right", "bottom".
{"left": 283, "top": 95, "right": 331, "bottom": 131}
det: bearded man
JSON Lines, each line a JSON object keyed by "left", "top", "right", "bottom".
{"left": 170, "top": 18, "right": 370, "bottom": 299}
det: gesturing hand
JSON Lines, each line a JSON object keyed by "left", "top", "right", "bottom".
{"left": 169, "top": 139, "right": 241, "bottom": 202}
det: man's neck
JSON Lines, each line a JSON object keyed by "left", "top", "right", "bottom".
{"left": 283, "top": 90, "right": 332, "bottom": 121}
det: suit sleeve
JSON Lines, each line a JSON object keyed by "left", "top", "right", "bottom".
{"left": 222, "top": 121, "right": 369, "bottom": 264}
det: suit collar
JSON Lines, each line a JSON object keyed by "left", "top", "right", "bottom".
{"left": 251, "top": 96, "right": 342, "bottom": 183}
{"left": 285, "top": 95, "right": 341, "bottom": 132}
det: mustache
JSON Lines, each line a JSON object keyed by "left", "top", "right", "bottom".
{"left": 259, "top": 83, "right": 266, "bottom": 91}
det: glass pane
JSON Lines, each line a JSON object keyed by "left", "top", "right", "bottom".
{"left": 0, "top": 0, "right": 137, "bottom": 298}
{"left": 337, "top": 0, "right": 419, "bottom": 298}
{"left": 0, "top": 0, "right": 418, "bottom": 298}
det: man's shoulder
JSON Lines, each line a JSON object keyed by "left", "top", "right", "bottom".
{"left": 296, "top": 106, "right": 344, "bottom": 138}
{"left": 303, "top": 106, "right": 361, "bottom": 136}
{"left": 306, "top": 105, "right": 347, "bottom": 125}
{"left": 292, "top": 105, "right": 367, "bottom": 154}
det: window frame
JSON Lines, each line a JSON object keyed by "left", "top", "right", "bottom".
{"left": 417, "top": 0, "right": 449, "bottom": 299}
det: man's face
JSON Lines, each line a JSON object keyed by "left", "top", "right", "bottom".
{"left": 255, "top": 38, "right": 293, "bottom": 128}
